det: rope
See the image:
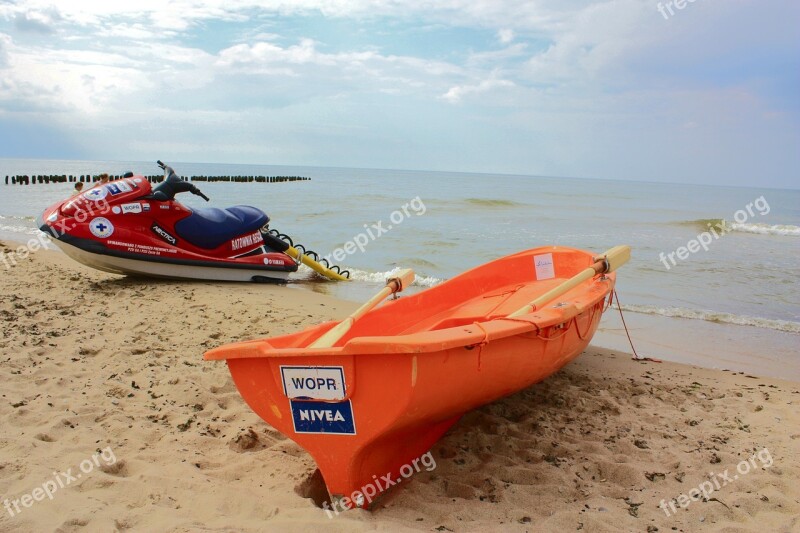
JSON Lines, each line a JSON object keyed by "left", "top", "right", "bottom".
{"left": 465, "top": 321, "right": 491, "bottom": 370}
{"left": 496, "top": 314, "right": 567, "bottom": 341}
{"left": 575, "top": 303, "right": 599, "bottom": 340}
{"left": 483, "top": 284, "right": 525, "bottom": 316}
{"left": 614, "top": 290, "right": 661, "bottom": 363}
{"left": 604, "top": 289, "right": 614, "bottom": 311}
{"left": 541, "top": 322, "right": 570, "bottom": 341}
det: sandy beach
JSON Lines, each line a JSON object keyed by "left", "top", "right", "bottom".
{"left": 1, "top": 243, "right": 798, "bottom": 532}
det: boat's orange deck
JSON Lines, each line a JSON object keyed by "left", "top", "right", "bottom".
{"left": 398, "top": 277, "right": 570, "bottom": 334}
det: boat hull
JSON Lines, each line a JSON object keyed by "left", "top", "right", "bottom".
{"left": 51, "top": 239, "right": 292, "bottom": 282}
{"left": 206, "top": 246, "right": 617, "bottom": 508}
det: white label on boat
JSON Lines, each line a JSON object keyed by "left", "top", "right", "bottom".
{"left": 107, "top": 181, "right": 132, "bottom": 195}
{"left": 121, "top": 202, "right": 143, "bottom": 214}
{"left": 281, "top": 366, "right": 346, "bottom": 401}
{"left": 231, "top": 231, "right": 262, "bottom": 251}
{"left": 534, "top": 253, "right": 555, "bottom": 280}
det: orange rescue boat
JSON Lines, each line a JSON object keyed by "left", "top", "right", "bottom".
{"left": 205, "top": 245, "right": 630, "bottom": 510}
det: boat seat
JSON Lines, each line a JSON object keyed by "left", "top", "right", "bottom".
{"left": 175, "top": 206, "right": 268, "bottom": 250}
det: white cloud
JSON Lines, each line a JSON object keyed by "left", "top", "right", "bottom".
{"left": 0, "top": 0, "right": 797, "bottom": 186}
{"left": 441, "top": 76, "right": 515, "bottom": 104}
{"left": 466, "top": 42, "right": 528, "bottom": 67}
{"left": 497, "top": 28, "right": 514, "bottom": 44}
{"left": 13, "top": 8, "right": 59, "bottom": 33}
{"left": 0, "top": 32, "right": 10, "bottom": 67}
{"left": 214, "top": 37, "right": 463, "bottom": 97}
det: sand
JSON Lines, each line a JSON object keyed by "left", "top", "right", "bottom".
{"left": 1, "top": 243, "right": 798, "bottom": 532}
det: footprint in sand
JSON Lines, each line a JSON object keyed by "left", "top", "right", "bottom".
{"left": 57, "top": 517, "right": 90, "bottom": 531}
{"left": 229, "top": 428, "right": 272, "bottom": 452}
{"left": 100, "top": 459, "right": 129, "bottom": 477}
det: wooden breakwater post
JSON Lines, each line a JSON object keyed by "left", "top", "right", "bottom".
{"left": 188, "top": 175, "right": 311, "bottom": 183}
{"left": 4, "top": 173, "right": 311, "bottom": 185}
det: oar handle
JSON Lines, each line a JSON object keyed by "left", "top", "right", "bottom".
{"left": 507, "top": 245, "right": 630, "bottom": 317}
{"left": 310, "top": 269, "right": 415, "bottom": 348}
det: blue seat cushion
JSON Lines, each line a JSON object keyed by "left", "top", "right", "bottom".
{"left": 175, "top": 206, "right": 268, "bottom": 250}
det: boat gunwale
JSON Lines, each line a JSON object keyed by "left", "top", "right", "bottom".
{"left": 205, "top": 277, "right": 614, "bottom": 360}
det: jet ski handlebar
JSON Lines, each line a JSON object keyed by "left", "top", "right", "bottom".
{"left": 151, "top": 160, "right": 210, "bottom": 202}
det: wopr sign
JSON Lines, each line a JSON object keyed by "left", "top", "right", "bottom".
{"left": 280, "top": 366, "right": 356, "bottom": 435}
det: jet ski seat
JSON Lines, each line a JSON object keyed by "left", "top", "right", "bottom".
{"left": 175, "top": 206, "right": 268, "bottom": 250}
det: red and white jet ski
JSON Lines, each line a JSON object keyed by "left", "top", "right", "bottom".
{"left": 38, "top": 161, "right": 347, "bottom": 282}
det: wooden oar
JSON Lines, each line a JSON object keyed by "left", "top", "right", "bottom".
{"left": 507, "top": 245, "right": 630, "bottom": 317}
{"left": 310, "top": 268, "right": 415, "bottom": 348}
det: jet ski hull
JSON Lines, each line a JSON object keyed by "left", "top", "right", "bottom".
{"left": 51, "top": 239, "right": 293, "bottom": 282}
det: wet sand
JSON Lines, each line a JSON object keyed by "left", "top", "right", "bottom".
{"left": 1, "top": 243, "right": 798, "bottom": 532}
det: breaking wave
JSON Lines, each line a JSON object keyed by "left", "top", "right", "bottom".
{"left": 729, "top": 222, "right": 800, "bottom": 237}
{"left": 347, "top": 267, "right": 443, "bottom": 288}
{"left": 618, "top": 304, "right": 800, "bottom": 334}
{"left": 676, "top": 219, "right": 799, "bottom": 237}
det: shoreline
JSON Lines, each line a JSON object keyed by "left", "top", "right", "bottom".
{"left": 593, "top": 308, "right": 800, "bottom": 382}
{"left": 3, "top": 237, "right": 798, "bottom": 382}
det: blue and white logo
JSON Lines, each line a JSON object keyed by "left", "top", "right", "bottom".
{"left": 290, "top": 400, "right": 356, "bottom": 435}
{"left": 83, "top": 187, "right": 108, "bottom": 201}
{"left": 89, "top": 217, "right": 114, "bottom": 238}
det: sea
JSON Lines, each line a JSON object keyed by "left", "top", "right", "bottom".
{"left": 2, "top": 159, "right": 798, "bottom": 378}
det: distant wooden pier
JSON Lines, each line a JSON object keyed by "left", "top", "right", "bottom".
{"left": 3, "top": 174, "right": 311, "bottom": 185}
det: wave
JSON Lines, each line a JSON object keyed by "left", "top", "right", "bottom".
{"left": 347, "top": 267, "right": 442, "bottom": 288}
{"left": 464, "top": 198, "right": 524, "bottom": 208}
{"left": 0, "top": 214, "right": 36, "bottom": 222}
{"left": 0, "top": 224, "right": 41, "bottom": 236}
{"left": 730, "top": 222, "right": 800, "bottom": 237}
{"left": 678, "top": 218, "right": 727, "bottom": 229}
{"left": 618, "top": 304, "right": 800, "bottom": 334}
{"left": 676, "top": 218, "right": 799, "bottom": 237}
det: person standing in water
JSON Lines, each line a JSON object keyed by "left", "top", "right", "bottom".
{"left": 72, "top": 182, "right": 84, "bottom": 196}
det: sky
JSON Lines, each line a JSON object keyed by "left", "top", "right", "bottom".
{"left": 0, "top": 1, "right": 798, "bottom": 188}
